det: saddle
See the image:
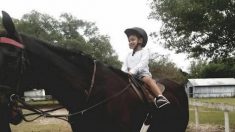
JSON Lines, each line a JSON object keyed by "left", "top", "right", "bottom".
{"left": 129, "top": 76, "right": 165, "bottom": 107}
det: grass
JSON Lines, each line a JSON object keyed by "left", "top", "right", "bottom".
{"left": 18, "top": 100, "right": 60, "bottom": 109}
{"left": 189, "top": 97, "right": 235, "bottom": 130}
{"left": 190, "top": 97, "right": 235, "bottom": 105}
{"left": 189, "top": 106, "right": 235, "bottom": 125}
{"left": 23, "top": 100, "right": 59, "bottom": 105}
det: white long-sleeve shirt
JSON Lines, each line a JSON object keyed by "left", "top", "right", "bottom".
{"left": 121, "top": 49, "right": 151, "bottom": 77}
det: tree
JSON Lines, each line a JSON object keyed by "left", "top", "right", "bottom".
{"left": 188, "top": 58, "right": 235, "bottom": 78}
{"left": 149, "top": 53, "right": 187, "bottom": 84}
{"left": 6, "top": 10, "right": 122, "bottom": 68}
{"left": 16, "top": 10, "right": 62, "bottom": 42}
{"left": 87, "top": 35, "right": 121, "bottom": 67}
{"left": 201, "top": 57, "right": 235, "bottom": 78}
{"left": 188, "top": 59, "right": 207, "bottom": 78}
{"left": 149, "top": 0, "right": 235, "bottom": 60}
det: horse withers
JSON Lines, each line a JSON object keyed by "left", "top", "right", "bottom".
{"left": 0, "top": 11, "right": 189, "bottom": 132}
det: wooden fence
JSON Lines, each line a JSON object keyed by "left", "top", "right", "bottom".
{"left": 190, "top": 101, "right": 235, "bottom": 132}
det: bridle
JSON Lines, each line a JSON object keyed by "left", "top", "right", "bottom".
{"left": 0, "top": 36, "right": 135, "bottom": 123}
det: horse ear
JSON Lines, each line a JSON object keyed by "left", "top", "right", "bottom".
{"left": 1, "top": 11, "right": 20, "bottom": 41}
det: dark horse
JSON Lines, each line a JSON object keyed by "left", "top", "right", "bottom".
{"left": 0, "top": 11, "right": 189, "bottom": 132}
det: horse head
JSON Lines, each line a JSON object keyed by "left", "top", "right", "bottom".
{"left": 0, "top": 11, "right": 24, "bottom": 88}
{"left": 0, "top": 11, "right": 25, "bottom": 131}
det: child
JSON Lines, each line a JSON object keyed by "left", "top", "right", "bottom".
{"left": 121, "top": 27, "right": 170, "bottom": 108}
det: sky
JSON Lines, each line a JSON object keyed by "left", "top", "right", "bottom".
{"left": 0, "top": 0, "right": 192, "bottom": 72}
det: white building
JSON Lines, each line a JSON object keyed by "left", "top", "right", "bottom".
{"left": 185, "top": 78, "right": 235, "bottom": 98}
{"left": 24, "top": 89, "right": 46, "bottom": 101}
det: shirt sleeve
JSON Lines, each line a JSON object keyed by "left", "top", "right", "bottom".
{"left": 129, "top": 49, "right": 150, "bottom": 74}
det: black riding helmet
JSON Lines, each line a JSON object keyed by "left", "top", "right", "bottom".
{"left": 124, "top": 27, "right": 148, "bottom": 47}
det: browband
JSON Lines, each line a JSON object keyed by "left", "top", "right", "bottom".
{"left": 0, "top": 37, "right": 24, "bottom": 49}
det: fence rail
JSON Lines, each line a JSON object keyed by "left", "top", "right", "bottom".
{"left": 188, "top": 92, "right": 235, "bottom": 98}
{"left": 189, "top": 100, "right": 235, "bottom": 132}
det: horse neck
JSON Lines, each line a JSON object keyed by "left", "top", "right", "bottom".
{"left": 21, "top": 34, "right": 132, "bottom": 111}
{"left": 20, "top": 35, "right": 94, "bottom": 108}
{"left": 22, "top": 34, "right": 130, "bottom": 93}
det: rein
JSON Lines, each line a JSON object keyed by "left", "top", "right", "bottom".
{"left": 10, "top": 94, "right": 67, "bottom": 122}
{"left": 85, "top": 60, "right": 97, "bottom": 102}
{"left": 10, "top": 84, "right": 131, "bottom": 122}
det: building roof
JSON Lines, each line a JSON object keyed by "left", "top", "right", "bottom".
{"left": 188, "top": 78, "right": 235, "bottom": 86}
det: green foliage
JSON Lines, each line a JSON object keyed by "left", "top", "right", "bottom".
{"left": 201, "top": 63, "right": 235, "bottom": 78}
{"left": 189, "top": 58, "right": 235, "bottom": 78}
{"left": 87, "top": 35, "right": 121, "bottom": 68}
{"left": 149, "top": 54, "right": 187, "bottom": 84}
{"left": 16, "top": 11, "right": 63, "bottom": 42}
{"left": 149, "top": 0, "right": 235, "bottom": 61}
{"left": 189, "top": 59, "right": 207, "bottom": 78}
{"left": 2, "top": 10, "right": 122, "bottom": 68}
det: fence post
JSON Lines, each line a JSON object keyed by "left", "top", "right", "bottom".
{"left": 224, "top": 110, "right": 230, "bottom": 132}
{"left": 195, "top": 106, "right": 199, "bottom": 131}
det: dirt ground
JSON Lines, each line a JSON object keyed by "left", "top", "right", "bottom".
{"left": 11, "top": 108, "right": 72, "bottom": 132}
{"left": 10, "top": 108, "right": 233, "bottom": 132}
{"left": 186, "top": 123, "right": 226, "bottom": 132}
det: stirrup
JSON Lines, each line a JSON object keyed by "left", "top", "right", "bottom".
{"left": 154, "top": 97, "right": 170, "bottom": 108}
{"left": 156, "top": 101, "right": 170, "bottom": 108}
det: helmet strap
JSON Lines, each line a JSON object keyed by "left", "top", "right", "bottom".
{"left": 132, "top": 43, "right": 142, "bottom": 56}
